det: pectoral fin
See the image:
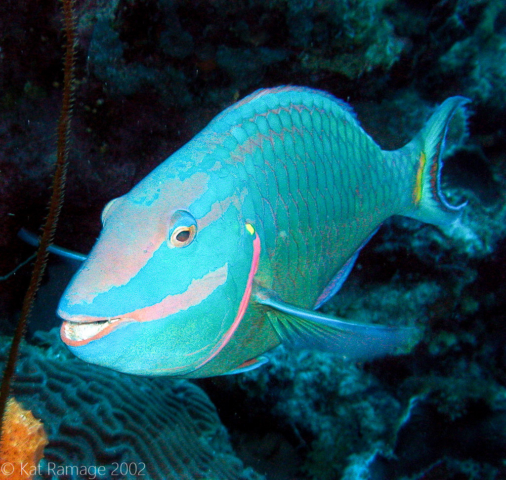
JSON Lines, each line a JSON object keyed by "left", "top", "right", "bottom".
{"left": 256, "top": 288, "right": 420, "bottom": 360}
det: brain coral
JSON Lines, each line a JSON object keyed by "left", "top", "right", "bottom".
{"left": 0, "top": 329, "right": 262, "bottom": 480}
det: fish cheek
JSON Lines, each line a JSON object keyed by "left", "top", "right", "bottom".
{"left": 137, "top": 283, "right": 238, "bottom": 375}
{"left": 64, "top": 320, "right": 134, "bottom": 371}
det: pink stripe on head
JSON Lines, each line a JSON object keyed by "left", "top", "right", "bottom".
{"left": 61, "top": 263, "right": 229, "bottom": 347}
{"left": 124, "top": 264, "right": 228, "bottom": 322}
{"left": 65, "top": 173, "right": 210, "bottom": 307}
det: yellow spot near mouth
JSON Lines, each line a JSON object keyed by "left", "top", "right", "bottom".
{"left": 414, "top": 151, "right": 426, "bottom": 205}
{"left": 246, "top": 223, "right": 255, "bottom": 235}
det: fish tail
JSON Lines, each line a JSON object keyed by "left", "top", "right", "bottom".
{"left": 404, "top": 96, "right": 470, "bottom": 226}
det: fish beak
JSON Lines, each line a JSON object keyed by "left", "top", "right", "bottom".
{"left": 59, "top": 313, "right": 132, "bottom": 347}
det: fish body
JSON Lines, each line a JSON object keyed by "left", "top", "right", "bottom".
{"left": 58, "top": 86, "right": 468, "bottom": 377}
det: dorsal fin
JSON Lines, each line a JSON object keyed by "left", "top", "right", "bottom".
{"left": 212, "top": 86, "right": 359, "bottom": 126}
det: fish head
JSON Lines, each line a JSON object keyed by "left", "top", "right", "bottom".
{"left": 58, "top": 165, "right": 260, "bottom": 376}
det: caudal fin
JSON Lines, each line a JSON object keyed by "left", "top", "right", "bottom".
{"left": 404, "top": 96, "right": 470, "bottom": 226}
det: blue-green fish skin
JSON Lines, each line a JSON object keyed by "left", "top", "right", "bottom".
{"left": 218, "top": 89, "right": 467, "bottom": 307}
{"left": 58, "top": 86, "right": 469, "bottom": 378}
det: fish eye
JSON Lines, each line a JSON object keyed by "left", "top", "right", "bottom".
{"left": 101, "top": 198, "right": 120, "bottom": 226}
{"left": 170, "top": 225, "right": 196, "bottom": 247}
{"left": 168, "top": 210, "right": 197, "bottom": 248}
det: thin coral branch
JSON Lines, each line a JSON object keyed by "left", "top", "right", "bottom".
{"left": 0, "top": 0, "right": 76, "bottom": 439}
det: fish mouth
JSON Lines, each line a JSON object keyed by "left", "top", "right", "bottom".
{"left": 60, "top": 316, "right": 133, "bottom": 347}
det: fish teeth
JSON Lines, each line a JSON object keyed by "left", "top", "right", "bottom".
{"left": 66, "top": 319, "right": 114, "bottom": 341}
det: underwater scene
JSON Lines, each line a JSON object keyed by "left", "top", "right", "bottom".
{"left": 1, "top": 0, "right": 506, "bottom": 479}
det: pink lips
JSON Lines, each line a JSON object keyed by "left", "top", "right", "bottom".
{"left": 60, "top": 315, "right": 135, "bottom": 347}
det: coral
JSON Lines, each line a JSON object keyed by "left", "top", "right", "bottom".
{"left": 370, "top": 391, "right": 506, "bottom": 479}
{"left": 0, "top": 397, "right": 48, "bottom": 480}
{"left": 231, "top": 346, "right": 403, "bottom": 480}
{"left": 215, "top": 46, "right": 288, "bottom": 91}
{"left": 87, "top": 15, "right": 193, "bottom": 106}
{"left": 287, "top": 0, "right": 406, "bottom": 78}
{"left": 1, "top": 330, "right": 263, "bottom": 480}
{"left": 80, "top": 0, "right": 407, "bottom": 104}
{"left": 437, "top": 0, "right": 506, "bottom": 120}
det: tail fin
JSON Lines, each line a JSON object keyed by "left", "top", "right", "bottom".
{"left": 404, "top": 96, "right": 470, "bottom": 226}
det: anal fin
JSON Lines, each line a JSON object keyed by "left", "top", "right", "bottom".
{"left": 221, "top": 356, "right": 269, "bottom": 375}
{"left": 314, "top": 227, "right": 379, "bottom": 309}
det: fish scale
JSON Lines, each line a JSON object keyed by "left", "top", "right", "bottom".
{"left": 247, "top": 92, "right": 415, "bottom": 304}
{"left": 57, "top": 86, "right": 469, "bottom": 377}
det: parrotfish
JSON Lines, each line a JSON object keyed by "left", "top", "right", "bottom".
{"left": 57, "top": 86, "right": 468, "bottom": 377}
